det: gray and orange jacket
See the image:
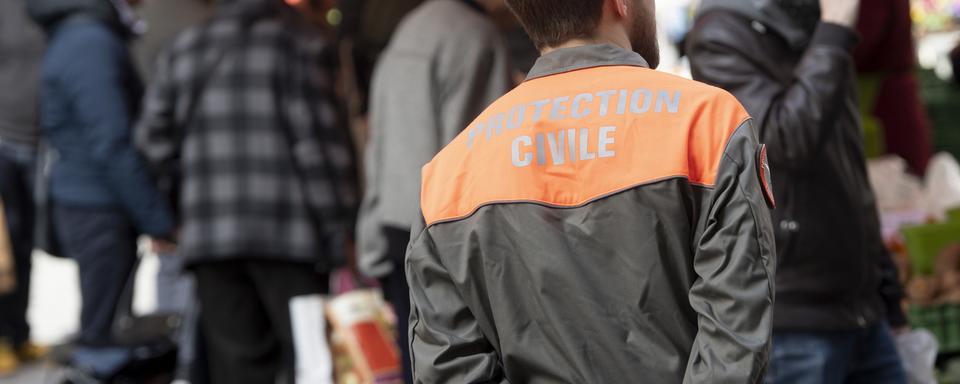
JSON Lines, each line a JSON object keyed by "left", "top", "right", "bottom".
{"left": 406, "top": 44, "right": 777, "bottom": 383}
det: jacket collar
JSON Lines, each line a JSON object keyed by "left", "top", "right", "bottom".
{"left": 696, "top": 0, "right": 816, "bottom": 50}
{"left": 525, "top": 43, "right": 650, "bottom": 81}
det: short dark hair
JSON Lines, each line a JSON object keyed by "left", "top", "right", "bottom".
{"left": 505, "top": 0, "right": 604, "bottom": 50}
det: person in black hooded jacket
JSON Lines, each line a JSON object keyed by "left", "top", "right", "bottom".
{"left": 687, "top": 0, "right": 908, "bottom": 382}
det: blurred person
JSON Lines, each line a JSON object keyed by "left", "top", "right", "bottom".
{"left": 337, "top": 0, "right": 423, "bottom": 115}
{"left": 356, "top": 0, "right": 512, "bottom": 382}
{"left": 26, "top": 0, "right": 176, "bottom": 362}
{"left": 135, "top": 0, "right": 357, "bottom": 383}
{"left": 687, "top": 0, "right": 909, "bottom": 382}
{"left": 132, "top": 1, "right": 212, "bottom": 381}
{"left": 133, "top": 0, "right": 212, "bottom": 81}
{"left": 855, "top": 0, "right": 933, "bottom": 175}
{"left": 0, "top": 0, "right": 48, "bottom": 374}
{"left": 406, "top": 0, "right": 776, "bottom": 382}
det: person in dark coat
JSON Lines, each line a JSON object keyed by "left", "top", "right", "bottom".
{"left": 26, "top": 0, "right": 175, "bottom": 360}
{"left": 688, "top": 0, "right": 908, "bottom": 382}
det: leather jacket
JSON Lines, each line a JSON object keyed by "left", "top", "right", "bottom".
{"left": 688, "top": 9, "right": 907, "bottom": 331}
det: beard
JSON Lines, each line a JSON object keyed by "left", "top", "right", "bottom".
{"left": 629, "top": 0, "right": 660, "bottom": 69}
{"left": 774, "top": 0, "right": 821, "bottom": 34}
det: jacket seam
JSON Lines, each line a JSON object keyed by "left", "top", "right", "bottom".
{"left": 426, "top": 175, "right": 716, "bottom": 228}
{"left": 718, "top": 118, "right": 753, "bottom": 169}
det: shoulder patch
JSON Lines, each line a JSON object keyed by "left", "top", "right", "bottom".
{"left": 757, "top": 144, "right": 776, "bottom": 209}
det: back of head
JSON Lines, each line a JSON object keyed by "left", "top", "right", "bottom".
{"left": 504, "top": 0, "right": 604, "bottom": 50}
{"left": 506, "top": 0, "right": 660, "bottom": 68}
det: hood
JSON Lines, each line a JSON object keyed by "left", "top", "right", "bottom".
{"left": 27, "top": 0, "right": 117, "bottom": 30}
{"left": 696, "top": 0, "right": 820, "bottom": 50}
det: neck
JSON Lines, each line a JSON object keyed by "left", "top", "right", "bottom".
{"left": 542, "top": 32, "right": 631, "bottom": 55}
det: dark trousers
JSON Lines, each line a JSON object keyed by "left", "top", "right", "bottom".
{"left": 0, "top": 142, "right": 35, "bottom": 346}
{"left": 765, "top": 323, "right": 907, "bottom": 384}
{"left": 380, "top": 227, "right": 412, "bottom": 384}
{"left": 54, "top": 205, "right": 138, "bottom": 345}
{"left": 193, "top": 260, "right": 328, "bottom": 384}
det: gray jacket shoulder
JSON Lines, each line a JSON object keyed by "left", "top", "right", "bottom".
{"left": 388, "top": 0, "right": 501, "bottom": 54}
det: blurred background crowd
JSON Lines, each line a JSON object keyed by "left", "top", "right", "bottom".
{"left": 1, "top": 0, "right": 960, "bottom": 383}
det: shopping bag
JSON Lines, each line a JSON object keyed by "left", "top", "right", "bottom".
{"left": 290, "top": 294, "right": 334, "bottom": 384}
{"left": 895, "top": 329, "right": 939, "bottom": 384}
{"left": 926, "top": 153, "right": 960, "bottom": 218}
{"left": 0, "top": 198, "right": 16, "bottom": 294}
{"left": 327, "top": 290, "right": 402, "bottom": 384}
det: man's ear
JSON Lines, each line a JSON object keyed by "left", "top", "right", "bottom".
{"left": 610, "top": 0, "right": 629, "bottom": 18}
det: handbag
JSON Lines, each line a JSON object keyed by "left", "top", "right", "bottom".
{"left": 0, "top": 197, "right": 15, "bottom": 294}
{"left": 32, "top": 140, "right": 63, "bottom": 258}
{"left": 63, "top": 253, "right": 180, "bottom": 382}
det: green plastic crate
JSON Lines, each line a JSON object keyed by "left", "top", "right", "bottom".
{"left": 902, "top": 221, "right": 960, "bottom": 275}
{"left": 949, "top": 208, "right": 960, "bottom": 223}
{"left": 910, "top": 304, "right": 960, "bottom": 354}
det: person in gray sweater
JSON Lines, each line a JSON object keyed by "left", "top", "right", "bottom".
{"left": 356, "top": 0, "right": 512, "bottom": 381}
{"left": 0, "top": 0, "right": 47, "bottom": 373}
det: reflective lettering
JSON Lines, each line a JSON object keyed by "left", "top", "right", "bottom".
{"left": 506, "top": 105, "right": 525, "bottom": 130}
{"left": 631, "top": 89, "right": 653, "bottom": 114}
{"left": 531, "top": 99, "right": 551, "bottom": 122}
{"left": 567, "top": 128, "right": 578, "bottom": 163}
{"left": 596, "top": 90, "right": 617, "bottom": 117}
{"left": 535, "top": 133, "right": 547, "bottom": 165}
{"left": 579, "top": 128, "right": 596, "bottom": 160}
{"left": 571, "top": 93, "right": 593, "bottom": 119}
{"left": 487, "top": 113, "right": 505, "bottom": 139}
{"left": 546, "top": 130, "right": 566, "bottom": 165}
{"left": 551, "top": 96, "right": 570, "bottom": 120}
{"left": 512, "top": 135, "right": 533, "bottom": 167}
{"left": 656, "top": 90, "right": 681, "bottom": 113}
{"left": 467, "top": 121, "right": 483, "bottom": 149}
{"left": 616, "top": 89, "right": 628, "bottom": 115}
{"left": 599, "top": 126, "right": 616, "bottom": 158}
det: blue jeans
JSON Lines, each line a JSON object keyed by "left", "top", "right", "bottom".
{"left": 0, "top": 141, "right": 35, "bottom": 346}
{"left": 765, "top": 323, "right": 907, "bottom": 384}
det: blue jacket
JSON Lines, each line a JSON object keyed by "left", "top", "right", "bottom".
{"left": 37, "top": 15, "right": 174, "bottom": 237}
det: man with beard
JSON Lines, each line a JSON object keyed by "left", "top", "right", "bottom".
{"left": 405, "top": 0, "right": 776, "bottom": 382}
{"left": 687, "top": 0, "right": 908, "bottom": 382}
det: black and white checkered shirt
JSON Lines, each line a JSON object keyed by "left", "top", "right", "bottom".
{"left": 136, "top": 1, "right": 357, "bottom": 266}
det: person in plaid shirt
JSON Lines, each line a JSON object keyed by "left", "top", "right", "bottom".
{"left": 135, "top": 0, "right": 357, "bottom": 382}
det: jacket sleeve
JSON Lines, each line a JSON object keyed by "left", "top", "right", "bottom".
{"left": 406, "top": 220, "right": 507, "bottom": 384}
{"left": 684, "top": 120, "right": 776, "bottom": 384}
{"left": 134, "top": 48, "right": 180, "bottom": 187}
{"left": 356, "top": 103, "right": 391, "bottom": 278}
{"left": 62, "top": 27, "right": 174, "bottom": 237}
{"left": 688, "top": 17, "right": 860, "bottom": 170}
